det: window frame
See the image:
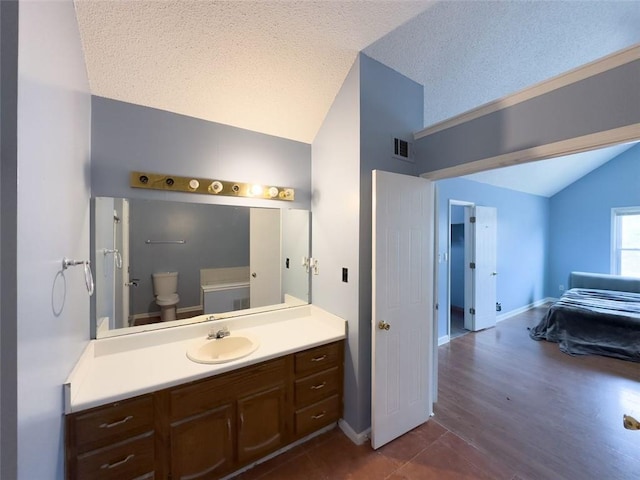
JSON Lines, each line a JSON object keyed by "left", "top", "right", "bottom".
{"left": 611, "top": 206, "right": 640, "bottom": 276}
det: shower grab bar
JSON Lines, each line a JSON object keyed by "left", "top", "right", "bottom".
{"left": 62, "top": 258, "right": 94, "bottom": 296}
{"left": 145, "top": 240, "right": 186, "bottom": 245}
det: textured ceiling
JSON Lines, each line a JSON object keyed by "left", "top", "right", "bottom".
{"left": 365, "top": 1, "right": 640, "bottom": 128}
{"left": 75, "top": 1, "right": 640, "bottom": 193}
{"left": 74, "top": 0, "right": 433, "bottom": 143}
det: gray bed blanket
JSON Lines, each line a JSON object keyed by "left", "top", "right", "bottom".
{"left": 529, "top": 288, "right": 640, "bottom": 362}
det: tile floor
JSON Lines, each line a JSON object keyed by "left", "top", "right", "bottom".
{"left": 233, "top": 420, "right": 520, "bottom": 480}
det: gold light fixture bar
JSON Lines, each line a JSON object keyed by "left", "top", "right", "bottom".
{"left": 130, "top": 171, "right": 295, "bottom": 201}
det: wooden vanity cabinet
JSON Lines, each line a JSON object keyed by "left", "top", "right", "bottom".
{"left": 65, "top": 340, "right": 344, "bottom": 480}
{"left": 65, "top": 394, "right": 156, "bottom": 480}
{"left": 163, "top": 356, "right": 288, "bottom": 479}
{"left": 168, "top": 403, "right": 235, "bottom": 480}
{"left": 292, "top": 342, "right": 343, "bottom": 438}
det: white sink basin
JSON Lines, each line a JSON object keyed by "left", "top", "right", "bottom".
{"left": 186, "top": 334, "right": 260, "bottom": 364}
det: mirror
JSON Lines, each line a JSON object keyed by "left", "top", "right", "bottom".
{"left": 93, "top": 197, "right": 310, "bottom": 338}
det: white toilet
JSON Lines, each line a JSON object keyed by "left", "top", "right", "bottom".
{"left": 152, "top": 272, "right": 180, "bottom": 322}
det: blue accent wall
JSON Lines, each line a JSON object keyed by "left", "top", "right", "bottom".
{"left": 415, "top": 59, "right": 640, "bottom": 175}
{"left": 436, "top": 178, "right": 549, "bottom": 339}
{"left": 450, "top": 222, "right": 465, "bottom": 308}
{"left": 129, "top": 199, "right": 250, "bottom": 315}
{"left": 548, "top": 144, "right": 640, "bottom": 295}
{"left": 91, "top": 96, "right": 312, "bottom": 210}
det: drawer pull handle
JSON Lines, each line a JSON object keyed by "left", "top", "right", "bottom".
{"left": 100, "top": 454, "right": 135, "bottom": 470}
{"left": 99, "top": 415, "right": 133, "bottom": 429}
{"left": 311, "top": 411, "right": 326, "bottom": 420}
{"left": 311, "top": 354, "right": 327, "bottom": 362}
{"left": 310, "top": 382, "right": 327, "bottom": 390}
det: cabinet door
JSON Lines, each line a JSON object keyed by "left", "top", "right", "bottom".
{"left": 170, "top": 403, "right": 234, "bottom": 480}
{"left": 237, "top": 385, "right": 286, "bottom": 464}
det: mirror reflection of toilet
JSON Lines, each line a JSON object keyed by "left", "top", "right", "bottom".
{"left": 152, "top": 272, "right": 179, "bottom": 322}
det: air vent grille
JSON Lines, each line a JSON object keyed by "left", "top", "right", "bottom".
{"left": 392, "top": 136, "right": 414, "bottom": 163}
{"left": 395, "top": 138, "right": 408, "bottom": 157}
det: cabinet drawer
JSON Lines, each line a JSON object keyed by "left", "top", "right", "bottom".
{"left": 73, "top": 395, "right": 154, "bottom": 450}
{"left": 294, "top": 367, "right": 339, "bottom": 407}
{"left": 169, "top": 357, "right": 286, "bottom": 420}
{"left": 294, "top": 394, "right": 340, "bottom": 436}
{"left": 76, "top": 431, "right": 154, "bottom": 480}
{"left": 294, "top": 342, "right": 341, "bottom": 375}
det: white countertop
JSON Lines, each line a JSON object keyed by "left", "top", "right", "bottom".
{"left": 65, "top": 305, "right": 346, "bottom": 413}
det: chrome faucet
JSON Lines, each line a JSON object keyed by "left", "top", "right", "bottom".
{"left": 207, "top": 325, "right": 230, "bottom": 340}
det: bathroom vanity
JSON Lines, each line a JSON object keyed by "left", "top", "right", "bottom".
{"left": 64, "top": 305, "right": 345, "bottom": 480}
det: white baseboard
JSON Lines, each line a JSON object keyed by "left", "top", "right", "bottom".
{"left": 496, "top": 297, "right": 555, "bottom": 323}
{"left": 338, "top": 419, "right": 370, "bottom": 446}
{"left": 438, "top": 335, "right": 450, "bottom": 346}
{"left": 131, "top": 304, "right": 202, "bottom": 321}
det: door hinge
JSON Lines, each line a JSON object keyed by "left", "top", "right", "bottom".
{"left": 469, "top": 308, "right": 476, "bottom": 315}
{"left": 469, "top": 262, "right": 476, "bottom": 269}
{"left": 470, "top": 216, "right": 476, "bottom": 223}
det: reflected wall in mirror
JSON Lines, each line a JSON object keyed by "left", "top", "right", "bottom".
{"left": 94, "top": 197, "right": 310, "bottom": 338}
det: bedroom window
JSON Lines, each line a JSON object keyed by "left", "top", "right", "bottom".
{"left": 612, "top": 207, "right": 640, "bottom": 277}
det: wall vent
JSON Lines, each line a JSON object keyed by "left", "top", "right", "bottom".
{"left": 233, "top": 298, "right": 250, "bottom": 311}
{"left": 392, "top": 136, "right": 414, "bottom": 163}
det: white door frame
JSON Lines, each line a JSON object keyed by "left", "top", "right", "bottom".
{"left": 120, "top": 198, "right": 130, "bottom": 329}
{"left": 447, "top": 200, "right": 474, "bottom": 340}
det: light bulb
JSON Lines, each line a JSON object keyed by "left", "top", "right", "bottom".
{"left": 208, "top": 181, "right": 223, "bottom": 194}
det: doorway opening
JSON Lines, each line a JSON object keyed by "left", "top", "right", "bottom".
{"left": 448, "top": 201, "right": 473, "bottom": 340}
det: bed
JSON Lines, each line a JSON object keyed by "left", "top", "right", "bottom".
{"left": 529, "top": 272, "right": 640, "bottom": 362}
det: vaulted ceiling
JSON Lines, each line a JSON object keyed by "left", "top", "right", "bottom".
{"left": 74, "top": 1, "right": 640, "bottom": 194}
{"left": 74, "top": 0, "right": 434, "bottom": 144}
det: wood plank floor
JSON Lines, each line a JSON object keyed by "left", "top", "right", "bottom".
{"left": 231, "top": 305, "right": 640, "bottom": 479}
{"left": 435, "top": 305, "right": 640, "bottom": 480}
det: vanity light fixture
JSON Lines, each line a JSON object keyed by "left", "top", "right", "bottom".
{"left": 249, "top": 184, "right": 263, "bottom": 196}
{"left": 130, "top": 171, "right": 295, "bottom": 201}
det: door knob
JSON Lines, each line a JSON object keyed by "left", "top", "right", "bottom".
{"left": 378, "top": 321, "right": 390, "bottom": 331}
{"left": 251, "top": 272, "right": 257, "bottom": 278}
{"left": 125, "top": 279, "right": 139, "bottom": 287}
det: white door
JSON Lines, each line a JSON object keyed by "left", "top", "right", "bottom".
{"left": 470, "top": 206, "right": 497, "bottom": 331}
{"left": 250, "top": 208, "right": 282, "bottom": 308}
{"left": 371, "top": 170, "right": 434, "bottom": 449}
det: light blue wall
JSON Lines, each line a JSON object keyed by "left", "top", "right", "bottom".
{"left": 416, "top": 59, "right": 640, "bottom": 174}
{"left": 311, "top": 58, "right": 361, "bottom": 432}
{"left": 312, "top": 53, "right": 423, "bottom": 435}
{"left": 436, "top": 178, "right": 549, "bottom": 339}
{"left": 16, "top": 2, "right": 92, "bottom": 479}
{"left": 548, "top": 144, "right": 640, "bottom": 295}
{"left": 91, "top": 96, "right": 312, "bottom": 210}
{"left": 357, "top": 54, "right": 423, "bottom": 433}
